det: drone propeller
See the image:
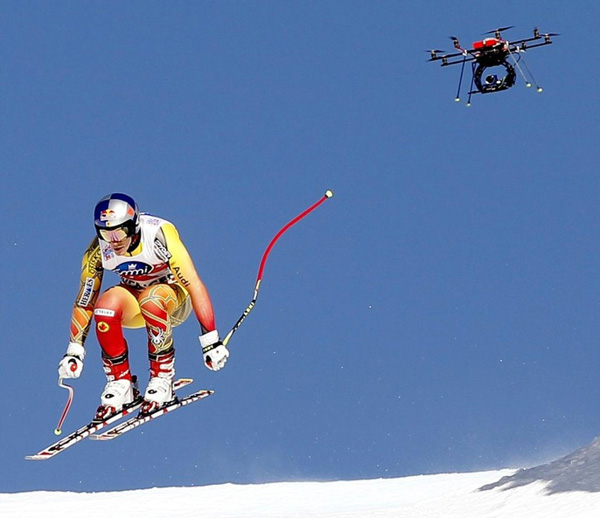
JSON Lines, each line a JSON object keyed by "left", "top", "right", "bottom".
{"left": 484, "top": 25, "right": 514, "bottom": 38}
{"left": 484, "top": 25, "right": 514, "bottom": 34}
{"left": 533, "top": 27, "right": 560, "bottom": 38}
{"left": 542, "top": 32, "right": 560, "bottom": 44}
{"left": 449, "top": 36, "right": 462, "bottom": 49}
{"left": 426, "top": 49, "right": 446, "bottom": 60}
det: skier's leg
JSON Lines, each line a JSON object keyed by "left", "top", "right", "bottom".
{"left": 138, "top": 284, "right": 180, "bottom": 409}
{"left": 93, "top": 286, "right": 143, "bottom": 417}
{"left": 139, "top": 284, "right": 179, "bottom": 376}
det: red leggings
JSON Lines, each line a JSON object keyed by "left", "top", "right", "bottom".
{"left": 93, "top": 284, "right": 181, "bottom": 381}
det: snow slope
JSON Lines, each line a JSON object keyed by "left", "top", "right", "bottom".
{"left": 2, "top": 469, "right": 600, "bottom": 518}
{"left": 5, "top": 437, "right": 600, "bottom": 517}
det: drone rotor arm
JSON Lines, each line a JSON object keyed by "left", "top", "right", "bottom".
{"left": 522, "top": 40, "right": 554, "bottom": 50}
{"left": 440, "top": 55, "right": 476, "bottom": 66}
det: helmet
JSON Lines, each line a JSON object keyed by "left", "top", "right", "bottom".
{"left": 94, "top": 193, "right": 140, "bottom": 241}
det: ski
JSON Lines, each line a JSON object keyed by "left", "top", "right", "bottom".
{"left": 89, "top": 389, "right": 214, "bottom": 441}
{"left": 25, "top": 378, "right": 194, "bottom": 460}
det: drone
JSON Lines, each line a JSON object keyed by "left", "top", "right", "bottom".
{"left": 428, "top": 26, "right": 558, "bottom": 105}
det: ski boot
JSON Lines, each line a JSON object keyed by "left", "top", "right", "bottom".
{"left": 94, "top": 377, "right": 139, "bottom": 421}
{"left": 141, "top": 377, "right": 174, "bottom": 414}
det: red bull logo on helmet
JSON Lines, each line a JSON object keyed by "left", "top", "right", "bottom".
{"left": 100, "top": 209, "right": 117, "bottom": 222}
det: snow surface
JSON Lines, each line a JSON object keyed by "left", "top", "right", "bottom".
{"left": 3, "top": 469, "right": 600, "bottom": 518}
{"left": 7, "top": 437, "right": 600, "bottom": 517}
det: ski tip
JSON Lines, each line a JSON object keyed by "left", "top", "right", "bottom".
{"left": 25, "top": 454, "right": 49, "bottom": 461}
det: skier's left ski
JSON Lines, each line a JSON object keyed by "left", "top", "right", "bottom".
{"left": 89, "top": 389, "right": 214, "bottom": 441}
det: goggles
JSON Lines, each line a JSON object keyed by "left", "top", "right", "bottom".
{"left": 98, "top": 226, "right": 131, "bottom": 242}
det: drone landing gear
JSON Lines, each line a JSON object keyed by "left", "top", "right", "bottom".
{"left": 454, "top": 57, "right": 467, "bottom": 103}
{"left": 453, "top": 60, "right": 476, "bottom": 106}
{"left": 454, "top": 58, "right": 542, "bottom": 105}
{"left": 508, "top": 48, "right": 543, "bottom": 93}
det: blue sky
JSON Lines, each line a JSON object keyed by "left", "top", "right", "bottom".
{"left": 2, "top": 1, "right": 599, "bottom": 492}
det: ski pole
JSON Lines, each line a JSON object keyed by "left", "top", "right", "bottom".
{"left": 54, "top": 360, "right": 77, "bottom": 435}
{"left": 222, "top": 189, "right": 334, "bottom": 347}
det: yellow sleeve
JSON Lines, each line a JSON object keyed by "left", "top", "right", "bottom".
{"left": 69, "top": 237, "right": 104, "bottom": 345}
{"left": 162, "top": 223, "right": 216, "bottom": 333}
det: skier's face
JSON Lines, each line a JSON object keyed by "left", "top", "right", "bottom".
{"left": 98, "top": 226, "right": 133, "bottom": 255}
{"left": 108, "top": 236, "right": 132, "bottom": 255}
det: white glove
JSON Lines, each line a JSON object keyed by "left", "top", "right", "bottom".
{"left": 199, "top": 330, "right": 229, "bottom": 371}
{"left": 57, "top": 342, "right": 85, "bottom": 379}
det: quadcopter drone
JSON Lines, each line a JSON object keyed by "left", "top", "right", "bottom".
{"left": 428, "top": 26, "right": 558, "bottom": 105}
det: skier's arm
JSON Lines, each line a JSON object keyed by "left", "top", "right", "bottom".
{"left": 161, "top": 223, "right": 229, "bottom": 371}
{"left": 69, "top": 237, "right": 104, "bottom": 346}
{"left": 160, "top": 223, "right": 216, "bottom": 334}
{"left": 59, "top": 238, "right": 104, "bottom": 379}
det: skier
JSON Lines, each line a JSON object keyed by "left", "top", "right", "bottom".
{"left": 57, "top": 193, "right": 229, "bottom": 419}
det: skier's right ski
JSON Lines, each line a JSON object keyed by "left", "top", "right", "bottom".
{"left": 89, "top": 389, "right": 214, "bottom": 441}
{"left": 25, "top": 378, "right": 193, "bottom": 460}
